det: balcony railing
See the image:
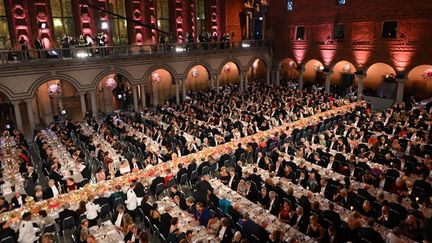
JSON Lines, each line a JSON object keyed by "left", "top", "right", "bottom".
{"left": 0, "top": 40, "right": 271, "bottom": 65}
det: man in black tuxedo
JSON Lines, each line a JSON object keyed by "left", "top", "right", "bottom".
{"left": 245, "top": 180, "right": 259, "bottom": 203}
{"left": 159, "top": 206, "right": 173, "bottom": 237}
{"left": 267, "top": 191, "right": 281, "bottom": 216}
{"left": 357, "top": 218, "right": 385, "bottom": 243}
{"left": 59, "top": 203, "right": 78, "bottom": 233}
{"left": 322, "top": 203, "right": 341, "bottom": 228}
{"left": 197, "top": 158, "right": 210, "bottom": 175}
{"left": 291, "top": 206, "right": 309, "bottom": 233}
{"left": 176, "top": 163, "right": 188, "bottom": 183}
{"left": 247, "top": 167, "right": 263, "bottom": 188}
{"left": 228, "top": 203, "right": 243, "bottom": 223}
{"left": 194, "top": 175, "right": 213, "bottom": 204}
{"left": 226, "top": 169, "right": 239, "bottom": 190}
{"left": 187, "top": 159, "right": 197, "bottom": 178}
{"left": 234, "top": 143, "right": 245, "bottom": 159}
{"left": 149, "top": 173, "right": 165, "bottom": 195}
{"left": 141, "top": 195, "right": 153, "bottom": 216}
{"left": 215, "top": 217, "right": 234, "bottom": 243}
{"left": 218, "top": 152, "right": 231, "bottom": 168}
{"left": 11, "top": 192, "right": 26, "bottom": 209}
{"left": 111, "top": 204, "right": 126, "bottom": 228}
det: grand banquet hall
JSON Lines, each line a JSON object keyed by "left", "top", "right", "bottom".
{"left": 0, "top": 0, "right": 431, "bottom": 243}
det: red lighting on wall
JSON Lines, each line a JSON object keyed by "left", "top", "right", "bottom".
{"left": 32, "top": 0, "right": 54, "bottom": 48}
{"left": 352, "top": 50, "right": 372, "bottom": 69}
{"left": 8, "top": 1, "right": 31, "bottom": 49}
{"left": 209, "top": 0, "right": 220, "bottom": 37}
{"left": 127, "top": 0, "right": 145, "bottom": 45}
{"left": 390, "top": 51, "right": 414, "bottom": 72}
{"left": 146, "top": 0, "right": 157, "bottom": 44}
{"left": 319, "top": 49, "right": 336, "bottom": 66}
{"left": 293, "top": 48, "right": 307, "bottom": 64}
{"left": 173, "top": 0, "right": 185, "bottom": 42}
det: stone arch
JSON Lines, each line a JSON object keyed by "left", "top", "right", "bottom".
{"left": 247, "top": 55, "right": 270, "bottom": 70}
{"left": 144, "top": 68, "right": 175, "bottom": 106}
{"left": 364, "top": 62, "right": 397, "bottom": 97}
{"left": 303, "top": 59, "right": 325, "bottom": 86}
{"left": 406, "top": 64, "right": 432, "bottom": 99}
{"left": 0, "top": 84, "right": 13, "bottom": 101}
{"left": 92, "top": 68, "right": 135, "bottom": 89}
{"left": 183, "top": 60, "right": 214, "bottom": 77}
{"left": 278, "top": 57, "right": 299, "bottom": 81}
{"left": 30, "top": 74, "right": 81, "bottom": 97}
{"left": 330, "top": 60, "right": 357, "bottom": 87}
{"left": 143, "top": 64, "right": 178, "bottom": 82}
{"left": 217, "top": 57, "right": 243, "bottom": 74}
{"left": 185, "top": 65, "right": 211, "bottom": 91}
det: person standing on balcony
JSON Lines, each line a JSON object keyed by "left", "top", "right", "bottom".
{"left": 19, "top": 37, "right": 29, "bottom": 60}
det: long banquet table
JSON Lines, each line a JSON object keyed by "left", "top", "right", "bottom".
{"left": 0, "top": 101, "right": 362, "bottom": 228}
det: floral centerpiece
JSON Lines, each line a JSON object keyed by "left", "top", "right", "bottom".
{"left": 422, "top": 69, "right": 432, "bottom": 79}
{"left": 104, "top": 78, "right": 118, "bottom": 91}
{"left": 191, "top": 68, "right": 199, "bottom": 78}
{"left": 48, "top": 83, "right": 62, "bottom": 97}
{"left": 152, "top": 72, "right": 161, "bottom": 83}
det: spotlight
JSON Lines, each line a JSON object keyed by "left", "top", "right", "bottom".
{"left": 175, "top": 47, "right": 186, "bottom": 53}
{"left": 60, "top": 110, "right": 67, "bottom": 115}
{"left": 76, "top": 52, "right": 89, "bottom": 58}
{"left": 101, "top": 22, "right": 108, "bottom": 29}
{"left": 39, "top": 22, "right": 47, "bottom": 29}
{"left": 241, "top": 42, "right": 250, "bottom": 48}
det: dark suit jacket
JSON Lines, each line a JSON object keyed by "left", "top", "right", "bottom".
{"left": 59, "top": 209, "right": 78, "bottom": 227}
{"left": 150, "top": 176, "right": 165, "bottom": 193}
{"left": 357, "top": 227, "right": 385, "bottom": 243}
{"left": 291, "top": 214, "right": 309, "bottom": 233}
{"left": 217, "top": 226, "right": 234, "bottom": 243}
{"left": 11, "top": 195, "right": 26, "bottom": 208}
{"left": 322, "top": 210, "right": 341, "bottom": 228}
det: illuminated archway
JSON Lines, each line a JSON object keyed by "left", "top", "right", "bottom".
{"left": 364, "top": 63, "right": 396, "bottom": 98}
{"left": 304, "top": 59, "right": 325, "bottom": 86}
{"left": 0, "top": 91, "right": 13, "bottom": 129}
{"left": 32, "top": 79, "right": 82, "bottom": 127}
{"left": 279, "top": 58, "right": 298, "bottom": 81}
{"left": 330, "top": 61, "right": 357, "bottom": 93}
{"left": 96, "top": 74, "right": 132, "bottom": 113}
{"left": 246, "top": 58, "right": 268, "bottom": 83}
{"left": 219, "top": 61, "right": 240, "bottom": 86}
{"left": 145, "top": 69, "right": 174, "bottom": 105}
{"left": 185, "top": 65, "right": 210, "bottom": 91}
{"left": 406, "top": 65, "right": 432, "bottom": 99}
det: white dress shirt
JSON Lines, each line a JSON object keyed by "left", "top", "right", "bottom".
{"left": 86, "top": 202, "right": 100, "bottom": 220}
{"left": 126, "top": 189, "right": 138, "bottom": 210}
{"left": 114, "top": 212, "right": 123, "bottom": 227}
{"left": 18, "top": 220, "right": 38, "bottom": 243}
{"left": 51, "top": 185, "right": 59, "bottom": 197}
{"left": 218, "top": 226, "right": 227, "bottom": 240}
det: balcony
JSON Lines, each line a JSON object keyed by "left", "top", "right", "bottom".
{"left": 0, "top": 40, "right": 271, "bottom": 67}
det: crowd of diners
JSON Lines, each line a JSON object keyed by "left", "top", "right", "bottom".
{"left": 0, "top": 80, "right": 431, "bottom": 243}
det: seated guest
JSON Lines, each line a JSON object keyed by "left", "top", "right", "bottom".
{"left": 119, "top": 159, "right": 131, "bottom": 175}
{"left": 194, "top": 202, "right": 211, "bottom": 226}
{"left": 358, "top": 218, "right": 385, "bottom": 243}
{"left": 232, "top": 231, "right": 243, "bottom": 243}
{"left": 216, "top": 217, "right": 233, "bottom": 243}
{"left": 267, "top": 191, "right": 281, "bottom": 216}
{"left": 149, "top": 203, "right": 161, "bottom": 226}
{"left": 44, "top": 179, "right": 60, "bottom": 199}
{"left": 167, "top": 217, "right": 181, "bottom": 242}
{"left": 112, "top": 204, "right": 126, "bottom": 229}
{"left": 34, "top": 185, "right": 44, "bottom": 202}
{"left": 306, "top": 215, "right": 324, "bottom": 241}
{"left": 291, "top": 206, "right": 308, "bottom": 233}
{"left": 79, "top": 219, "right": 90, "bottom": 243}
{"left": 173, "top": 194, "right": 187, "bottom": 210}
{"left": 59, "top": 203, "right": 78, "bottom": 232}
{"left": 159, "top": 206, "right": 173, "bottom": 237}
{"left": 76, "top": 200, "right": 87, "bottom": 216}
{"left": 66, "top": 177, "right": 77, "bottom": 192}
{"left": 124, "top": 224, "right": 141, "bottom": 243}
{"left": 239, "top": 212, "right": 259, "bottom": 236}
{"left": 194, "top": 175, "right": 213, "bottom": 204}
{"left": 141, "top": 195, "right": 153, "bottom": 216}
{"left": 279, "top": 201, "right": 292, "bottom": 223}
{"left": 149, "top": 172, "right": 164, "bottom": 195}
{"left": 268, "top": 229, "right": 283, "bottom": 243}
{"left": 206, "top": 214, "right": 221, "bottom": 236}
{"left": 0, "top": 221, "right": 16, "bottom": 241}
{"left": 164, "top": 168, "right": 174, "bottom": 186}
{"left": 11, "top": 192, "right": 26, "bottom": 209}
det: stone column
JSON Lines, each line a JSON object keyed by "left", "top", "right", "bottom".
{"left": 132, "top": 85, "right": 139, "bottom": 111}
{"left": 175, "top": 79, "right": 180, "bottom": 105}
{"left": 25, "top": 99, "right": 35, "bottom": 133}
{"left": 266, "top": 68, "right": 271, "bottom": 85}
{"left": 182, "top": 79, "right": 187, "bottom": 101}
{"left": 79, "top": 92, "right": 87, "bottom": 118}
{"left": 89, "top": 91, "right": 98, "bottom": 117}
{"left": 323, "top": 71, "right": 333, "bottom": 94}
{"left": 239, "top": 70, "right": 244, "bottom": 91}
{"left": 51, "top": 97, "right": 59, "bottom": 115}
{"left": 152, "top": 81, "right": 159, "bottom": 106}
{"left": 12, "top": 101, "right": 23, "bottom": 132}
{"left": 244, "top": 70, "right": 249, "bottom": 89}
{"left": 210, "top": 75, "right": 215, "bottom": 89}
{"left": 297, "top": 66, "right": 305, "bottom": 90}
{"left": 140, "top": 84, "right": 146, "bottom": 109}
{"left": 396, "top": 76, "right": 407, "bottom": 103}
{"left": 274, "top": 67, "right": 280, "bottom": 86}
{"left": 356, "top": 74, "right": 365, "bottom": 101}
{"left": 215, "top": 74, "right": 220, "bottom": 93}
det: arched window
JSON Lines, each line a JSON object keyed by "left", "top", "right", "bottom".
{"left": 0, "top": 0, "right": 11, "bottom": 49}
{"left": 108, "top": 0, "right": 128, "bottom": 45}
{"left": 157, "top": 0, "right": 170, "bottom": 35}
{"left": 195, "top": 0, "right": 206, "bottom": 34}
{"left": 50, "top": 0, "right": 75, "bottom": 39}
